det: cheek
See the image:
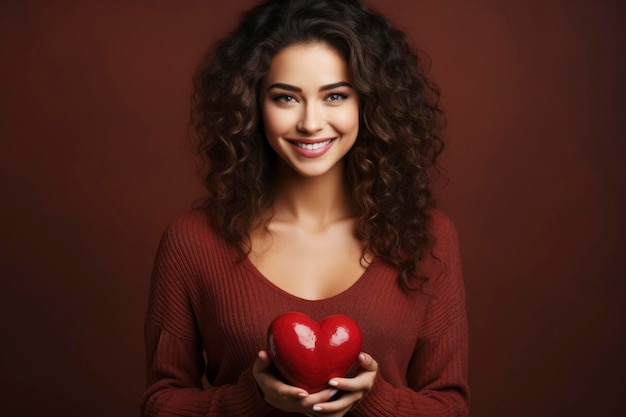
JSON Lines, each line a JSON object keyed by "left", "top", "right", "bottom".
{"left": 262, "top": 106, "right": 294, "bottom": 138}
{"left": 333, "top": 105, "right": 360, "bottom": 135}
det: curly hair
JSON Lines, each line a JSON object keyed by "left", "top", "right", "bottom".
{"left": 190, "top": 0, "right": 445, "bottom": 291}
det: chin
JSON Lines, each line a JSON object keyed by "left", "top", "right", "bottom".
{"left": 288, "top": 160, "right": 342, "bottom": 179}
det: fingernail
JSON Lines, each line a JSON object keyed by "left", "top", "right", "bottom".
{"left": 328, "top": 379, "right": 339, "bottom": 387}
{"left": 329, "top": 389, "right": 338, "bottom": 398}
{"left": 298, "top": 392, "right": 308, "bottom": 398}
{"left": 359, "top": 353, "right": 366, "bottom": 361}
{"left": 313, "top": 406, "right": 323, "bottom": 411}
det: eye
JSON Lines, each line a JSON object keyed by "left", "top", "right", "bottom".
{"left": 325, "top": 92, "right": 349, "bottom": 102}
{"left": 271, "top": 94, "right": 298, "bottom": 104}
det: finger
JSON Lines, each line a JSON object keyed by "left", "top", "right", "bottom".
{"left": 266, "top": 374, "right": 309, "bottom": 398}
{"left": 357, "top": 352, "right": 378, "bottom": 371}
{"left": 299, "top": 388, "right": 338, "bottom": 407}
{"left": 253, "top": 351, "right": 309, "bottom": 399}
{"left": 276, "top": 384, "right": 309, "bottom": 398}
{"left": 258, "top": 350, "right": 271, "bottom": 364}
{"left": 328, "top": 374, "right": 370, "bottom": 392}
{"left": 252, "top": 351, "right": 270, "bottom": 375}
{"left": 327, "top": 353, "right": 378, "bottom": 392}
{"left": 311, "top": 392, "right": 359, "bottom": 413}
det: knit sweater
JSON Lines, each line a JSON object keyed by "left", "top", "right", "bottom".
{"left": 141, "top": 208, "right": 469, "bottom": 416}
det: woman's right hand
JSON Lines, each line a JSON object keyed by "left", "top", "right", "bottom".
{"left": 252, "top": 350, "right": 338, "bottom": 414}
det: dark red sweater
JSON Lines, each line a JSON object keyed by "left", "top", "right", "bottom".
{"left": 141, "top": 209, "right": 469, "bottom": 416}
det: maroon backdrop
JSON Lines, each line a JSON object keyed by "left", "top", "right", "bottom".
{"left": 1, "top": 1, "right": 624, "bottom": 416}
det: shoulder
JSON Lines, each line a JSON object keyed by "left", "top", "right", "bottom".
{"left": 426, "top": 207, "right": 459, "bottom": 245}
{"left": 421, "top": 208, "right": 463, "bottom": 284}
{"left": 157, "top": 208, "right": 227, "bottom": 255}
{"left": 163, "top": 208, "right": 216, "bottom": 240}
{"left": 151, "top": 209, "right": 240, "bottom": 288}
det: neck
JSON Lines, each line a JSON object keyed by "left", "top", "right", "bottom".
{"left": 270, "top": 161, "right": 355, "bottom": 229}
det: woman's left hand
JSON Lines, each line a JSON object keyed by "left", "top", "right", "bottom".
{"left": 305, "top": 352, "right": 378, "bottom": 417}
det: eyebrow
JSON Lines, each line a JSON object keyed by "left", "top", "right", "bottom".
{"left": 266, "top": 81, "right": 353, "bottom": 92}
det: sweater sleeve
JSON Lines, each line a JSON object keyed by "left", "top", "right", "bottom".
{"left": 350, "top": 211, "right": 470, "bottom": 417}
{"left": 140, "top": 217, "right": 274, "bottom": 417}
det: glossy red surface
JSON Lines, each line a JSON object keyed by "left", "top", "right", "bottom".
{"left": 267, "top": 312, "right": 363, "bottom": 393}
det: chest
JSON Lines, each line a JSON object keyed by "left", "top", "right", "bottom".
{"left": 248, "top": 222, "right": 370, "bottom": 300}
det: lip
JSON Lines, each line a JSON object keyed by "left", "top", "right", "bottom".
{"left": 287, "top": 137, "right": 337, "bottom": 158}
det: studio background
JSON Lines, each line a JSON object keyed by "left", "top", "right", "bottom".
{"left": 1, "top": 1, "right": 624, "bottom": 416}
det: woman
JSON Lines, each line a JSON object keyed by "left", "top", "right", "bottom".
{"left": 142, "top": 0, "right": 469, "bottom": 415}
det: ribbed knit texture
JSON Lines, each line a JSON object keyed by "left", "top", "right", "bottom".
{"left": 141, "top": 209, "right": 469, "bottom": 416}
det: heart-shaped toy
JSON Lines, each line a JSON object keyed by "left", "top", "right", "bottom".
{"left": 267, "top": 312, "right": 363, "bottom": 393}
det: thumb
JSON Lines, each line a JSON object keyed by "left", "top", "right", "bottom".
{"left": 253, "top": 350, "right": 271, "bottom": 373}
{"left": 358, "top": 352, "right": 378, "bottom": 372}
{"left": 258, "top": 350, "right": 272, "bottom": 364}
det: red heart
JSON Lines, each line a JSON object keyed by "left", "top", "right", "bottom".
{"left": 267, "top": 312, "right": 363, "bottom": 393}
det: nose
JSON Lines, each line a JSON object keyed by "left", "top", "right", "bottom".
{"left": 297, "top": 103, "right": 325, "bottom": 134}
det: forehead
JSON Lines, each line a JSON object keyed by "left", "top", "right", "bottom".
{"left": 264, "top": 42, "right": 351, "bottom": 86}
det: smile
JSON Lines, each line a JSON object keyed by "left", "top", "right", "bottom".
{"left": 293, "top": 139, "right": 333, "bottom": 150}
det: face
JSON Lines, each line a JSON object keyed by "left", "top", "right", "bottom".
{"left": 261, "top": 42, "right": 359, "bottom": 178}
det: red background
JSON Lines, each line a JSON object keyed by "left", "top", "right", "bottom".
{"left": 1, "top": 1, "right": 624, "bottom": 416}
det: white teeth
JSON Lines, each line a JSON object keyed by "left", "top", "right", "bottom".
{"left": 294, "top": 139, "right": 332, "bottom": 150}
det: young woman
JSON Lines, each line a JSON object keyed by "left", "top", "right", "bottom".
{"left": 142, "top": 0, "right": 469, "bottom": 416}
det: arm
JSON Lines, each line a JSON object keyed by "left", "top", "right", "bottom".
{"left": 141, "top": 218, "right": 274, "bottom": 417}
{"left": 334, "top": 212, "right": 470, "bottom": 417}
{"left": 350, "top": 326, "right": 469, "bottom": 417}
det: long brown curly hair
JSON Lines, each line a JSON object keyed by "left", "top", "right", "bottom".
{"left": 190, "top": 0, "right": 445, "bottom": 291}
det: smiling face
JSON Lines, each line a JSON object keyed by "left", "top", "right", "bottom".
{"left": 261, "top": 42, "right": 359, "bottom": 178}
